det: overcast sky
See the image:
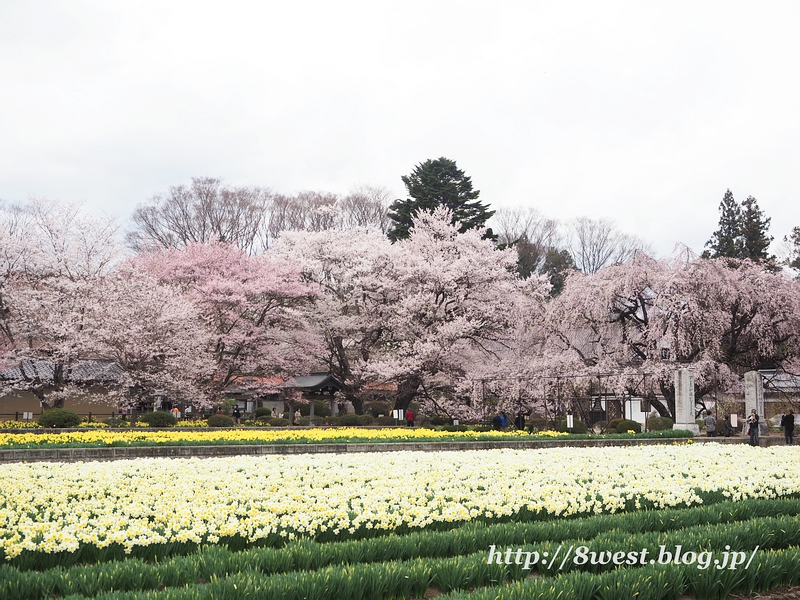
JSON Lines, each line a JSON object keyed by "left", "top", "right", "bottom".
{"left": 1, "top": 1, "right": 798, "bottom": 257}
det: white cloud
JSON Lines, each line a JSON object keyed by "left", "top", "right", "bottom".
{"left": 1, "top": 0, "right": 799, "bottom": 255}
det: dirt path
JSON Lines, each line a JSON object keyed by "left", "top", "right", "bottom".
{"left": 726, "top": 586, "right": 800, "bottom": 599}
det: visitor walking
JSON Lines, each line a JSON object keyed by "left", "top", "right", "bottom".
{"left": 722, "top": 415, "right": 733, "bottom": 437}
{"left": 747, "top": 409, "right": 760, "bottom": 447}
{"left": 500, "top": 412, "right": 509, "bottom": 429}
{"left": 405, "top": 408, "right": 415, "bottom": 427}
{"left": 703, "top": 412, "right": 716, "bottom": 437}
{"left": 232, "top": 406, "right": 241, "bottom": 425}
{"left": 781, "top": 411, "right": 795, "bottom": 445}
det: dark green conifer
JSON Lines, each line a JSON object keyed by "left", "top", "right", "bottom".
{"left": 388, "top": 157, "right": 495, "bottom": 242}
{"left": 703, "top": 189, "right": 743, "bottom": 259}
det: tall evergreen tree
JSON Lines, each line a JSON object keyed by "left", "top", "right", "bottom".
{"left": 541, "top": 248, "right": 576, "bottom": 296}
{"left": 703, "top": 189, "right": 743, "bottom": 259}
{"left": 387, "top": 157, "right": 495, "bottom": 242}
{"left": 739, "top": 195, "right": 773, "bottom": 262}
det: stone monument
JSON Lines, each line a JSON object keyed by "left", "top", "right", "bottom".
{"left": 673, "top": 368, "right": 700, "bottom": 434}
{"left": 744, "top": 370, "right": 766, "bottom": 435}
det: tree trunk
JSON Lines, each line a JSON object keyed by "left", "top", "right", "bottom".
{"left": 655, "top": 383, "right": 676, "bottom": 420}
{"left": 50, "top": 363, "right": 67, "bottom": 409}
{"left": 393, "top": 375, "right": 422, "bottom": 411}
{"left": 344, "top": 387, "right": 363, "bottom": 415}
{"left": 34, "top": 389, "right": 65, "bottom": 410}
{"left": 330, "top": 336, "right": 364, "bottom": 414}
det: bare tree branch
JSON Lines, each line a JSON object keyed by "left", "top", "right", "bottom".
{"left": 127, "top": 178, "right": 272, "bottom": 255}
{"left": 565, "top": 217, "right": 653, "bottom": 274}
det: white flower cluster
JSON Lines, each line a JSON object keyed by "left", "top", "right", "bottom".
{"left": 0, "top": 444, "right": 797, "bottom": 559}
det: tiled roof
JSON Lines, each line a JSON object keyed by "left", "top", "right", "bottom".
{"left": 761, "top": 370, "right": 800, "bottom": 394}
{"left": 0, "top": 359, "right": 125, "bottom": 383}
{"left": 282, "top": 372, "right": 342, "bottom": 393}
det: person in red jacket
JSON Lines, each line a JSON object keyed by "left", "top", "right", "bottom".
{"left": 405, "top": 408, "right": 415, "bottom": 427}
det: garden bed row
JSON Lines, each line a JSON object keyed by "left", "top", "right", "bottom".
{"left": 0, "top": 435, "right": 756, "bottom": 463}
{"left": 2, "top": 497, "right": 799, "bottom": 599}
{"left": 3, "top": 444, "right": 799, "bottom": 599}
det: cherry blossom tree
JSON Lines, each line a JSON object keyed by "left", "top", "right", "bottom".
{"left": 0, "top": 198, "right": 121, "bottom": 408}
{"left": 86, "top": 267, "right": 216, "bottom": 411}
{"left": 0, "top": 203, "right": 34, "bottom": 351}
{"left": 134, "top": 241, "right": 320, "bottom": 399}
{"left": 542, "top": 252, "right": 690, "bottom": 417}
{"left": 274, "top": 209, "right": 548, "bottom": 418}
{"left": 545, "top": 252, "right": 800, "bottom": 418}
{"left": 371, "top": 208, "right": 548, "bottom": 417}
{"left": 662, "top": 256, "right": 800, "bottom": 384}
{"left": 272, "top": 227, "right": 401, "bottom": 414}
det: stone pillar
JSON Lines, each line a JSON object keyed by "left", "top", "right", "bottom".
{"left": 329, "top": 398, "right": 338, "bottom": 417}
{"left": 673, "top": 369, "right": 700, "bottom": 434}
{"left": 744, "top": 371, "right": 765, "bottom": 434}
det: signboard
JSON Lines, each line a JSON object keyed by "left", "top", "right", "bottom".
{"left": 22, "top": 412, "right": 33, "bottom": 421}
{"left": 392, "top": 409, "right": 404, "bottom": 420}
{"left": 730, "top": 414, "right": 738, "bottom": 428}
{"left": 566, "top": 414, "right": 574, "bottom": 429}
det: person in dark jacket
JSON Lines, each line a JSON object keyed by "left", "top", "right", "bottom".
{"left": 781, "top": 411, "right": 795, "bottom": 445}
{"left": 513, "top": 412, "right": 525, "bottom": 431}
{"left": 722, "top": 415, "right": 733, "bottom": 437}
{"left": 747, "top": 409, "right": 760, "bottom": 446}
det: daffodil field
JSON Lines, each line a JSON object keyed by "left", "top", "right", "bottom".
{"left": 2, "top": 444, "right": 800, "bottom": 599}
{"left": 0, "top": 425, "right": 690, "bottom": 450}
{"left": 0, "top": 427, "right": 540, "bottom": 449}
